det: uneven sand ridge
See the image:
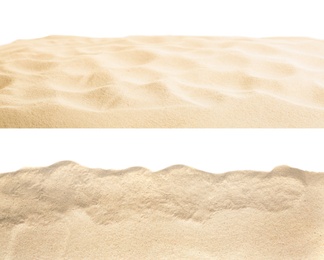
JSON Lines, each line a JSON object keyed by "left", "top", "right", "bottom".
{"left": 1, "top": 36, "right": 324, "bottom": 127}
{"left": 0, "top": 162, "right": 323, "bottom": 259}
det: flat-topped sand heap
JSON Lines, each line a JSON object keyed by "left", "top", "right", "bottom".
{"left": 0, "top": 162, "right": 323, "bottom": 259}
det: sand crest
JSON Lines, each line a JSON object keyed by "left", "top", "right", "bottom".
{"left": 1, "top": 36, "right": 324, "bottom": 127}
{"left": 0, "top": 161, "right": 323, "bottom": 259}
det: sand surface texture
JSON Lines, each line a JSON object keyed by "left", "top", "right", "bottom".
{"left": 0, "top": 162, "right": 323, "bottom": 259}
{"left": 1, "top": 36, "right": 324, "bottom": 127}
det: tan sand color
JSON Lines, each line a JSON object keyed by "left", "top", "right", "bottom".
{"left": 0, "top": 161, "right": 323, "bottom": 259}
{"left": 1, "top": 36, "right": 324, "bottom": 127}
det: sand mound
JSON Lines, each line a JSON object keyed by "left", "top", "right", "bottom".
{"left": 1, "top": 36, "right": 324, "bottom": 127}
{"left": 0, "top": 162, "right": 323, "bottom": 259}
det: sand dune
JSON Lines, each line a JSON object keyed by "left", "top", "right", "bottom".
{"left": 1, "top": 36, "right": 324, "bottom": 127}
{"left": 0, "top": 162, "right": 323, "bottom": 259}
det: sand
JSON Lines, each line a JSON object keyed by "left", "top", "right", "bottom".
{"left": 1, "top": 36, "right": 324, "bottom": 127}
{"left": 0, "top": 162, "right": 323, "bottom": 259}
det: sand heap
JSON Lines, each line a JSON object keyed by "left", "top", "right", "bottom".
{"left": 1, "top": 36, "right": 324, "bottom": 127}
{"left": 0, "top": 161, "right": 323, "bottom": 259}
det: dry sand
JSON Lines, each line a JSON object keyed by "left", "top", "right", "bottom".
{"left": 0, "top": 161, "right": 323, "bottom": 259}
{"left": 1, "top": 36, "right": 324, "bottom": 127}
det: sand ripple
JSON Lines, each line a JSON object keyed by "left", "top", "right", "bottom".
{"left": 1, "top": 36, "right": 324, "bottom": 127}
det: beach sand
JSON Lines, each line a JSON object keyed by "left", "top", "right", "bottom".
{"left": 1, "top": 36, "right": 324, "bottom": 127}
{"left": 0, "top": 161, "right": 323, "bottom": 259}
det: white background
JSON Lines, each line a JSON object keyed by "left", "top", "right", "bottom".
{"left": 0, "top": 130, "right": 323, "bottom": 174}
{"left": 1, "top": 0, "right": 324, "bottom": 45}
{"left": 1, "top": 0, "right": 324, "bottom": 173}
